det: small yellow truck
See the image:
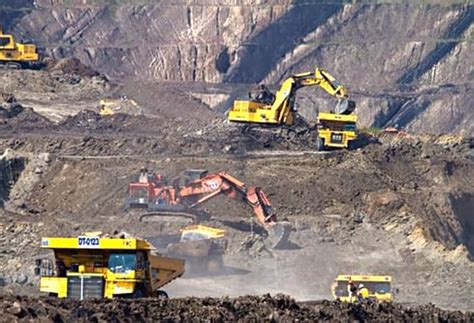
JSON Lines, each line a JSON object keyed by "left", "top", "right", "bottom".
{"left": 35, "top": 233, "right": 184, "bottom": 300}
{"left": 331, "top": 274, "right": 395, "bottom": 302}
{"left": 316, "top": 112, "right": 358, "bottom": 150}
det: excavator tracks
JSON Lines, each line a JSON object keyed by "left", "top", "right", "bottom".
{"left": 139, "top": 211, "right": 200, "bottom": 224}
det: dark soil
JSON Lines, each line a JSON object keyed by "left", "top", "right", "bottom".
{"left": 1, "top": 294, "right": 472, "bottom": 322}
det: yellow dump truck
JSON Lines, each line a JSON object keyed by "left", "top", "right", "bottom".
{"left": 316, "top": 112, "right": 358, "bottom": 150}
{"left": 167, "top": 225, "right": 226, "bottom": 274}
{"left": 35, "top": 233, "right": 185, "bottom": 299}
{"left": 0, "top": 26, "right": 39, "bottom": 68}
{"left": 331, "top": 274, "right": 394, "bottom": 302}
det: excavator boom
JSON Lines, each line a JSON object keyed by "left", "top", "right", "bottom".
{"left": 178, "top": 172, "right": 276, "bottom": 225}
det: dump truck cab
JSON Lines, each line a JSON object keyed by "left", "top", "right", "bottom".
{"left": 317, "top": 112, "right": 358, "bottom": 150}
{"left": 35, "top": 233, "right": 184, "bottom": 300}
{"left": 331, "top": 274, "right": 394, "bottom": 302}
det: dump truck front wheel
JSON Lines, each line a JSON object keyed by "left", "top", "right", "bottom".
{"left": 132, "top": 285, "right": 146, "bottom": 299}
{"left": 156, "top": 290, "right": 169, "bottom": 299}
{"left": 316, "top": 137, "right": 325, "bottom": 151}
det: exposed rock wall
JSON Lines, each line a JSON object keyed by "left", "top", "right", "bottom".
{"left": 0, "top": 150, "right": 26, "bottom": 208}
{"left": 4, "top": 1, "right": 474, "bottom": 134}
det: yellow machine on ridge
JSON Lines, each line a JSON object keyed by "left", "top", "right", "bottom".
{"left": 227, "top": 67, "right": 358, "bottom": 150}
{"left": 331, "top": 274, "right": 395, "bottom": 303}
{"left": 35, "top": 233, "right": 184, "bottom": 300}
{"left": 98, "top": 97, "right": 143, "bottom": 116}
{"left": 0, "top": 26, "right": 39, "bottom": 69}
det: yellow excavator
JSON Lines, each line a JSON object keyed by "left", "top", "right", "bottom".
{"left": 227, "top": 67, "right": 358, "bottom": 150}
{"left": 0, "top": 26, "right": 39, "bottom": 69}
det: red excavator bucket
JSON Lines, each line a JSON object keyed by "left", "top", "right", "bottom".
{"left": 266, "top": 221, "right": 292, "bottom": 249}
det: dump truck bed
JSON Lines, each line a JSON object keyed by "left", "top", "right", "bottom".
{"left": 149, "top": 254, "right": 185, "bottom": 290}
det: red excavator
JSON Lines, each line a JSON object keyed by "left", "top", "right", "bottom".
{"left": 125, "top": 169, "right": 291, "bottom": 248}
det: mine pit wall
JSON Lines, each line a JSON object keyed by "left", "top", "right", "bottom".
{"left": 0, "top": 153, "right": 26, "bottom": 208}
{"left": 5, "top": 1, "right": 473, "bottom": 134}
{"left": 0, "top": 1, "right": 35, "bottom": 32}
{"left": 18, "top": 0, "right": 295, "bottom": 83}
{"left": 450, "top": 193, "right": 474, "bottom": 257}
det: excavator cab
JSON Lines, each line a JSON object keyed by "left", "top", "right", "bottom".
{"left": 0, "top": 34, "right": 13, "bottom": 48}
{"left": 126, "top": 181, "right": 156, "bottom": 209}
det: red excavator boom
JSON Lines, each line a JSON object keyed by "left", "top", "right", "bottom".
{"left": 125, "top": 169, "right": 291, "bottom": 248}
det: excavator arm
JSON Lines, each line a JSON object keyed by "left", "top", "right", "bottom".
{"left": 228, "top": 67, "right": 354, "bottom": 126}
{"left": 178, "top": 172, "right": 276, "bottom": 225}
{"left": 177, "top": 172, "right": 290, "bottom": 248}
{"left": 128, "top": 169, "right": 291, "bottom": 248}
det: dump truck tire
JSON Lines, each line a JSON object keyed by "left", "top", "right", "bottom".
{"left": 316, "top": 137, "right": 325, "bottom": 151}
{"left": 207, "top": 256, "right": 224, "bottom": 273}
{"left": 132, "top": 284, "right": 146, "bottom": 299}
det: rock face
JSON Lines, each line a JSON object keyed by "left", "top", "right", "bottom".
{"left": 0, "top": 150, "right": 26, "bottom": 208}
{"left": 4, "top": 1, "right": 474, "bottom": 132}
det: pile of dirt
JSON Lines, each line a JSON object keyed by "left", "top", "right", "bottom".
{"left": 1, "top": 294, "right": 472, "bottom": 322}
{"left": 0, "top": 294, "right": 474, "bottom": 322}
{"left": 0, "top": 107, "right": 52, "bottom": 131}
{"left": 45, "top": 58, "right": 100, "bottom": 79}
{"left": 0, "top": 111, "right": 316, "bottom": 155}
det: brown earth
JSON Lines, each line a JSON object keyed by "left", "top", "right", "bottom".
{"left": 0, "top": 1, "right": 473, "bottom": 318}
{"left": 0, "top": 65, "right": 472, "bottom": 312}
{"left": 0, "top": 125, "right": 473, "bottom": 310}
{"left": 1, "top": 294, "right": 473, "bottom": 323}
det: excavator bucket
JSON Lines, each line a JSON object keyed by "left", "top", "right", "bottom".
{"left": 266, "top": 221, "right": 292, "bottom": 249}
{"left": 334, "top": 99, "right": 356, "bottom": 115}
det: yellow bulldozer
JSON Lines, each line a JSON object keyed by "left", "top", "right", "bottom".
{"left": 0, "top": 26, "right": 39, "bottom": 69}
{"left": 35, "top": 233, "right": 185, "bottom": 299}
{"left": 227, "top": 67, "right": 358, "bottom": 150}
